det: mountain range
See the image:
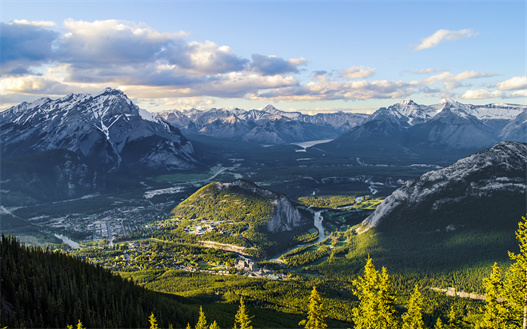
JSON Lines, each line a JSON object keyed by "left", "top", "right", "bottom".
{"left": 0, "top": 88, "right": 197, "bottom": 174}
{"left": 157, "top": 104, "right": 369, "bottom": 144}
{"left": 318, "top": 99, "right": 526, "bottom": 163}
{"left": 2, "top": 88, "right": 526, "bottom": 187}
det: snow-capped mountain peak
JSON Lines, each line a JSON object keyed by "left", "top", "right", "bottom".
{"left": 1, "top": 88, "right": 197, "bottom": 173}
{"left": 261, "top": 104, "right": 281, "bottom": 114}
{"left": 400, "top": 99, "right": 417, "bottom": 106}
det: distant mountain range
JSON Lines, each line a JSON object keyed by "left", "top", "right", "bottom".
{"left": 157, "top": 105, "right": 369, "bottom": 144}
{"left": 318, "top": 99, "right": 526, "bottom": 163}
{"left": 157, "top": 98, "right": 526, "bottom": 166}
{"left": 2, "top": 88, "right": 526, "bottom": 178}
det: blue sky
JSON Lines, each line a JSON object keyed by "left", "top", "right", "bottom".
{"left": 1, "top": 1, "right": 525, "bottom": 113}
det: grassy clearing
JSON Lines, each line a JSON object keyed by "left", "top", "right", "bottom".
{"left": 152, "top": 164, "right": 224, "bottom": 184}
{"left": 298, "top": 195, "right": 357, "bottom": 208}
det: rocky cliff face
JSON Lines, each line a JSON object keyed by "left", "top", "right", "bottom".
{"left": 267, "top": 196, "right": 307, "bottom": 233}
{"left": 359, "top": 142, "right": 527, "bottom": 232}
{"left": 217, "top": 180, "right": 309, "bottom": 233}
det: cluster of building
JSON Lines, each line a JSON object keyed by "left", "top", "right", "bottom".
{"left": 183, "top": 220, "right": 233, "bottom": 235}
{"left": 234, "top": 259, "right": 286, "bottom": 280}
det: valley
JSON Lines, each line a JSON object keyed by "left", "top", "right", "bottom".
{"left": 1, "top": 90, "right": 526, "bottom": 328}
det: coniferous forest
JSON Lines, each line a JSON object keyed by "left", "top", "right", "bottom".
{"left": 3, "top": 216, "right": 527, "bottom": 328}
{"left": 0, "top": 235, "right": 196, "bottom": 328}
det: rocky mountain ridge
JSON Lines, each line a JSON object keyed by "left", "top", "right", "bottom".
{"left": 319, "top": 100, "right": 526, "bottom": 162}
{"left": 0, "top": 88, "right": 197, "bottom": 174}
{"left": 157, "top": 104, "right": 368, "bottom": 144}
{"left": 159, "top": 99, "right": 525, "bottom": 148}
{"left": 359, "top": 141, "right": 527, "bottom": 232}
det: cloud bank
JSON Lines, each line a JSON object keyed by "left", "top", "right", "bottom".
{"left": 1, "top": 19, "right": 521, "bottom": 108}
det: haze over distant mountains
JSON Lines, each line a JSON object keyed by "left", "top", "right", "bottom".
{"left": 1, "top": 88, "right": 526, "bottom": 178}
{"left": 159, "top": 98, "right": 526, "bottom": 147}
{"left": 157, "top": 104, "right": 369, "bottom": 144}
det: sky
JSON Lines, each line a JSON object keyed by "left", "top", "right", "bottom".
{"left": 1, "top": 0, "right": 526, "bottom": 114}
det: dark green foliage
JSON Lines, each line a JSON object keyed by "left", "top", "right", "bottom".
{"left": 0, "top": 235, "right": 195, "bottom": 328}
{"left": 298, "top": 195, "right": 356, "bottom": 209}
{"left": 0, "top": 149, "right": 140, "bottom": 205}
{"left": 291, "top": 230, "right": 319, "bottom": 245}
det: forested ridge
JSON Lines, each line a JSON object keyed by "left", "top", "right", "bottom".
{"left": 0, "top": 235, "right": 196, "bottom": 328}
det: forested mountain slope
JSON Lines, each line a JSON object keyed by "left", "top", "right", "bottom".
{"left": 346, "top": 142, "right": 527, "bottom": 281}
{"left": 168, "top": 180, "right": 313, "bottom": 257}
{"left": 0, "top": 235, "right": 195, "bottom": 328}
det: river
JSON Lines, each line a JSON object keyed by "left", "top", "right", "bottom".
{"left": 291, "top": 139, "right": 334, "bottom": 152}
{"left": 270, "top": 209, "right": 325, "bottom": 261}
{"left": 312, "top": 209, "right": 326, "bottom": 243}
{"left": 54, "top": 234, "right": 80, "bottom": 249}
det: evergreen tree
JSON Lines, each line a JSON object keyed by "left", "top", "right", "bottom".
{"left": 447, "top": 306, "right": 459, "bottom": 329}
{"left": 210, "top": 320, "right": 220, "bottom": 329}
{"left": 352, "top": 257, "right": 380, "bottom": 329}
{"left": 76, "top": 320, "right": 85, "bottom": 329}
{"left": 301, "top": 286, "right": 327, "bottom": 329}
{"left": 503, "top": 261, "right": 526, "bottom": 327}
{"left": 196, "top": 306, "right": 208, "bottom": 329}
{"left": 233, "top": 297, "right": 252, "bottom": 329}
{"left": 434, "top": 317, "right": 445, "bottom": 329}
{"left": 149, "top": 313, "right": 158, "bottom": 329}
{"left": 508, "top": 215, "right": 527, "bottom": 329}
{"left": 401, "top": 285, "right": 426, "bottom": 329}
{"left": 352, "top": 257, "right": 398, "bottom": 329}
{"left": 378, "top": 267, "right": 399, "bottom": 328}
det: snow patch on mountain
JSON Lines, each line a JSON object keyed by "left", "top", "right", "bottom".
{"left": 1, "top": 88, "right": 197, "bottom": 173}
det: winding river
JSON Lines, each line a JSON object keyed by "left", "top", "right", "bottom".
{"left": 270, "top": 209, "right": 326, "bottom": 261}
{"left": 312, "top": 209, "right": 326, "bottom": 243}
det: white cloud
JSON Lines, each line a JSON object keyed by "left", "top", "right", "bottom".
{"left": 11, "top": 19, "right": 56, "bottom": 28}
{"left": 248, "top": 76, "right": 414, "bottom": 102}
{"left": 180, "top": 40, "right": 248, "bottom": 74}
{"left": 341, "top": 66, "right": 376, "bottom": 79}
{"left": 250, "top": 54, "right": 306, "bottom": 75}
{"left": 511, "top": 89, "right": 527, "bottom": 97}
{"left": 59, "top": 19, "right": 186, "bottom": 65}
{"left": 461, "top": 89, "right": 504, "bottom": 99}
{"left": 414, "top": 29, "right": 477, "bottom": 51}
{"left": 418, "top": 70, "right": 497, "bottom": 90}
{"left": 496, "top": 76, "right": 527, "bottom": 90}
